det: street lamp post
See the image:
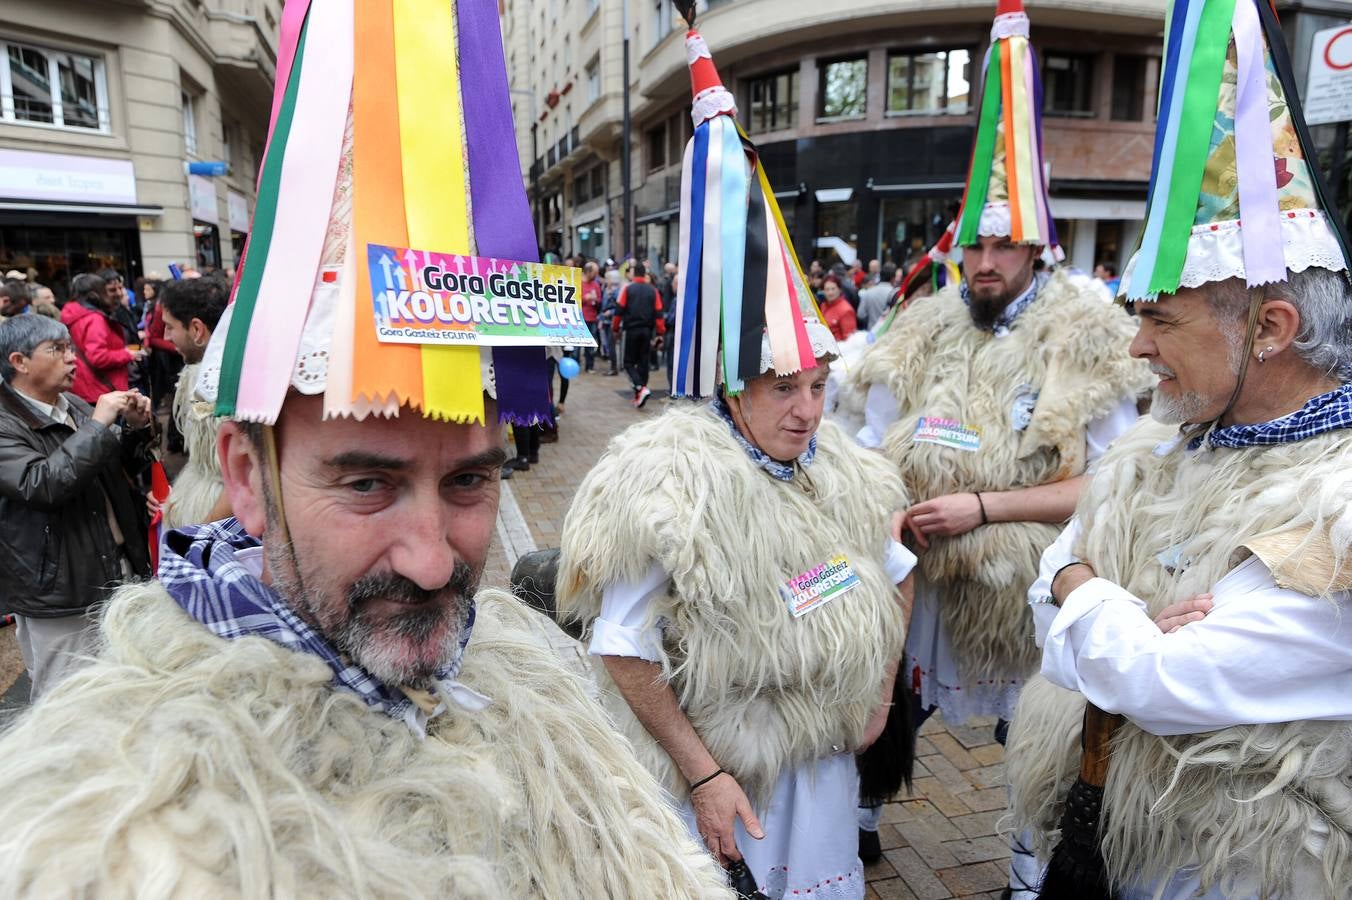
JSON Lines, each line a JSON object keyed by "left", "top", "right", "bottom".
{"left": 621, "top": 0, "right": 633, "bottom": 259}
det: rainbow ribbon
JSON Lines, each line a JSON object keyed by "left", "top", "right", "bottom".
{"left": 215, "top": 0, "right": 551, "bottom": 426}
{"left": 955, "top": 27, "right": 1056, "bottom": 251}
{"left": 672, "top": 109, "right": 822, "bottom": 397}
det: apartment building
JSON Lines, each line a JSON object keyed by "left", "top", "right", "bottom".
{"left": 0, "top": 0, "right": 277, "bottom": 297}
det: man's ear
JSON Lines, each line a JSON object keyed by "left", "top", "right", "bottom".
{"left": 218, "top": 423, "right": 267, "bottom": 537}
{"left": 189, "top": 318, "right": 211, "bottom": 347}
{"left": 8, "top": 350, "right": 29, "bottom": 377}
{"left": 1253, "top": 298, "right": 1302, "bottom": 361}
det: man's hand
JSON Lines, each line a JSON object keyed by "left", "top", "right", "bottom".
{"left": 121, "top": 391, "right": 152, "bottom": 428}
{"left": 1051, "top": 562, "right": 1097, "bottom": 606}
{"left": 92, "top": 390, "right": 152, "bottom": 428}
{"left": 1154, "top": 594, "right": 1213, "bottom": 633}
{"left": 690, "top": 773, "right": 764, "bottom": 866}
{"left": 902, "top": 494, "right": 984, "bottom": 549}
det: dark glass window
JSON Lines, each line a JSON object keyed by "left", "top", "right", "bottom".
{"left": 886, "top": 49, "right": 973, "bottom": 115}
{"left": 1111, "top": 55, "right": 1147, "bottom": 121}
{"left": 1043, "top": 52, "right": 1096, "bottom": 118}
{"left": 746, "top": 68, "right": 799, "bottom": 134}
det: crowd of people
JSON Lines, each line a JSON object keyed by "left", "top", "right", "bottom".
{"left": 0, "top": 1, "right": 1349, "bottom": 898}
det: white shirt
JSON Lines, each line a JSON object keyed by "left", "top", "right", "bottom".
{"left": 858, "top": 384, "right": 1138, "bottom": 465}
{"left": 590, "top": 540, "right": 918, "bottom": 661}
{"left": 1032, "top": 520, "right": 1352, "bottom": 736}
{"left": 14, "top": 389, "right": 74, "bottom": 428}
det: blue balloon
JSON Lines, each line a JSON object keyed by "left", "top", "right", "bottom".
{"left": 559, "top": 356, "right": 580, "bottom": 379}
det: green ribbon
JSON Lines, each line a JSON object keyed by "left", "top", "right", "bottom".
{"left": 1148, "top": 0, "right": 1235, "bottom": 296}
{"left": 215, "top": 16, "right": 310, "bottom": 417}
{"left": 957, "top": 41, "right": 1004, "bottom": 248}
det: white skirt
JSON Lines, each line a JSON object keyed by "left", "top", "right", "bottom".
{"left": 905, "top": 570, "right": 1022, "bottom": 725}
{"left": 678, "top": 752, "right": 865, "bottom": 900}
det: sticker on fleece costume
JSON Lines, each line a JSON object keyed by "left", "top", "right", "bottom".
{"left": 1010, "top": 385, "right": 1038, "bottom": 432}
{"left": 779, "top": 555, "right": 861, "bottom": 618}
{"left": 913, "top": 416, "right": 982, "bottom": 452}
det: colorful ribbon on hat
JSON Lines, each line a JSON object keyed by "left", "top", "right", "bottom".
{"left": 215, "top": 0, "right": 550, "bottom": 426}
{"left": 954, "top": 15, "right": 1057, "bottom": 251}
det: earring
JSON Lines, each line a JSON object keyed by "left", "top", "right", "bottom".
{"left": 1258, "top": 349, "right": 1268, "bottom": 363}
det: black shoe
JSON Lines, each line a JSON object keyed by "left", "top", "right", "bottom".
{"left": 527, "top": 453, "right": 540, "bottom": 464}
{"left": 499, "top": 464, "right": 514, "bottom": 480}
{"left": 509, "top": 457, "right": 530, "bottom": 472}
{"left": 859, "top": 828, "right": 882, "bottom": 864}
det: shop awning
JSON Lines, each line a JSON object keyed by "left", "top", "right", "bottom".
{"left": 0, "top": 200, "right": 163, "bottom": 216}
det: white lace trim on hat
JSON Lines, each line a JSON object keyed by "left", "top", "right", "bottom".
{"left": 686, "top": 32, "right": 712, "bottom": 64}
{"left": 196, "top": 281, "right": 499, "bottom": 415}
{"left": 1121, "top": 208, "right": 1348, "bottom": 299}
{"left": 757, "top": 319, "right": 839, "bottom": 376}
{"left": 692, "top": 86, "right": 736, "bottom": 127}
{"left": 991, "top": 12, "right": 1031, "bottom": 42}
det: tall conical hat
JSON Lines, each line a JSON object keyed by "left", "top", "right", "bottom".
{"left": 200, "top": 0, "right": 576, "bottom": 426}
{"left": 671, "top": 12, "right": 835, "bottom": 397}
{"left": 953, "top": 0, "right": 1059, "bottom": 254}
{"left": 1122, "top": 0, "right": 1350, "bottom": 301}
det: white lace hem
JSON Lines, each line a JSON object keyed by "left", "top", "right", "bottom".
{"left": 1121, "top": 208, "right": 1348, "bottom": 299}
{"left": 908, "top": 653, "right": 1023, "bottom": 724}
{"left": 760, "top": 319, "right": 839, "bottom": 375}
{"left": 686, "top": 32, "right": 712, "bottom": 64}
{"left": 991, "top": 12, "right": 1030, "bottom": 42}
{"left": 692, "top": 86, "right": 736, "bottom": 127}
{"left": 196, "top": 285, "right": 499, "bottom": 414}
{"left": 762, "top": 860, "right": 866, "bottom": 900}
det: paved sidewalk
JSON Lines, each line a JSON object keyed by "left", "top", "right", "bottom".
{"left": 0, "top": 359, "right": 1014, "bottom": 897}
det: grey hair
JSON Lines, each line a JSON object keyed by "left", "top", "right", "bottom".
{"left": 1206, "top": 267, "right": 1352, "bottom": 380}
{"left": 0, "top": 315, "right": 71, "bottom": 382}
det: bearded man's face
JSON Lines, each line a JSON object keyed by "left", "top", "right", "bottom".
{"left": 221, "top": 395, "right": 505, "bottom": 688}
{"left": 961, "top": 236, "right": 1039, "bottom": 328}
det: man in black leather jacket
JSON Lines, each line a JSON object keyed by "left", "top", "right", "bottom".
{"left": 0, "top": 315, "right": 153, "bottom": 700}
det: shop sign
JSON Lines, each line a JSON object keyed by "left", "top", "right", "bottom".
{"left": 188, "top": 174, "right": 218, "bottom": 224}
{"left": 0, "top": 148, "right": 136, "bottom": 204}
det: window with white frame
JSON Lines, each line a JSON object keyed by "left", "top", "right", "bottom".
{"left": 182, "top": 91, "right": 198, "bottom": 156}
{"left": 585, "top": 54, "right": 600, "bottom": 104}
{"left": 0, "top": 39, "right": 109, "bottom": 131}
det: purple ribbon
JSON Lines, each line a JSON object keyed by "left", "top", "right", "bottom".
{"left": 457, "top": 0, "right": 552, "bottom": 425}
{"left": 1232, "top": 0, "right": 1285, "bottom": 287}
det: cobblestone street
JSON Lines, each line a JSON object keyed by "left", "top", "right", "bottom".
{"left": 0, "top": 362, "right": 1013, "bottom": 898}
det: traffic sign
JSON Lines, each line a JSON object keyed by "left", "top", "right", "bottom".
{"left": 1306, "top": 24, "right": 1352, "bottom": 126}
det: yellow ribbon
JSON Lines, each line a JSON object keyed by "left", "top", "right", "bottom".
{"left": 392, "top": 0, "right": 483, "bottom": 423}
{"left": 1007, "top": 37, "right": 1040, "bottom": 243}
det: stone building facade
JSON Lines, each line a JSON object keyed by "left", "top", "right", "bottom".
{"left": 0, "top": 0, "right": 277, "bottom": 297}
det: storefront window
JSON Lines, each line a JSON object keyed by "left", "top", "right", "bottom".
{"left": 0, "top": 222, "right": 140, "bottom": 303}
{"left": 877, "top": 197, "right": 957, "bottom": 266}
{"left": 2, "top": 41, "right": 108, "bottom": 131}
{"left": 814, "top": 199, "right": 859, "bottom": 267}
{"left": 194, "top": 222, "right": 221, "bottom": 272}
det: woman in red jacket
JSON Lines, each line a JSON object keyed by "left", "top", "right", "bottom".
{"left": 60, "top": 273, "right": 145, "bottom": 404}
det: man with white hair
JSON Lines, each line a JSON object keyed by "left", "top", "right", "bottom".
{"left": 1007, "top": 2, "right": 1352, "bottom": 896}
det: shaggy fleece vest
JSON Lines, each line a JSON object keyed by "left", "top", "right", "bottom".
{"left": 850, "top": 272, "right": 1151, "bottom": 679}
{"left": 164, "top": 362, "right": 224, "bottom": 530}
{"left": 1006, "top": 419, "right": 1352, "bottom": 899}
{"left": 0, "top": 583, "right": 731, "bottom": 899}
{"left": 557, "top": 405, "right": 908, "bottom": 805}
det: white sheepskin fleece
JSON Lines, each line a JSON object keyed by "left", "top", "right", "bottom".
{"left": 848, "top": 272, "right": 1152, "bottom": 680}
{"left": 163, "top": 362, "right": 225, "bottom": 529}
{"left": 0, "top": 583, "right": 732, "bottom": 898}
{"left": 557, "top": 404, "right": 909, "bottom": 806}
{"left": 1006, "top": 418, "right": 1352, "bottom": 899}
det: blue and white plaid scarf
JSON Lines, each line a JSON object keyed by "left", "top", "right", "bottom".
{"left": 1192, "top": 383, "right": 1352, "bottom": 451}
{"left": 158, "top": 519, "right": 474, "bottom": 724}
{"left": 960, "top": 272, "right": 1047, "bottom": 337}
{"left": 711, "top": 393, "right": 816, "bottom": 482}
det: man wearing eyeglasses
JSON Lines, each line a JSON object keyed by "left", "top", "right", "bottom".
{"left": 0, "top": 315, "right": 153, "bottom": 700}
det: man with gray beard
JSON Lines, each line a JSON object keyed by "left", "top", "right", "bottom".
{"left": 1007, "top": 2, "right": 1352, "bottom": 894}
